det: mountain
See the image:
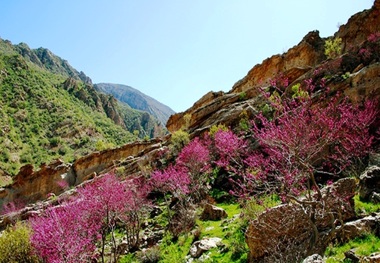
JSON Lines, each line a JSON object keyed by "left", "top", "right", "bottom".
{"left": 95, "top": 83, "right": 175, "bottom": 125}
{"left": 0, "top": 38, "right": 168, "bottom": 175}
{"left": 0, "top": 40, "right": 92, "bottom": 84}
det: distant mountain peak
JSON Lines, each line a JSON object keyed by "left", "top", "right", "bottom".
{"left": 95, "top": 83, "right": 175, "bottom": 125}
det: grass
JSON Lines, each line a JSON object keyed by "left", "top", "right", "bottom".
{"left": 325, "top": 234, "right": 380, "bottom": 262}
{"left": 118, "top": 202, "right": 247, "bottom": 263}
{"left": 191, "top": 203, "right": 247, "bottom": 263}
{"left": 354, "top": 194, "right": 380, "bottom": 215}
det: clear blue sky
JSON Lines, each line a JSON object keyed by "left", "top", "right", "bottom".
{"left": 0, "top": 1, "right": 374, "bottom": 112}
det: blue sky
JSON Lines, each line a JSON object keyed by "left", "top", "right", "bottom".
{"left": 0, "top": 1, "right": 374, "bottom": 112}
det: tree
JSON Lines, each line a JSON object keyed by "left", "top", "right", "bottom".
{"left": 30, "top": 200, "right": 101, "bottom": 263}
{"left": 176, "top": 137, "right": 211, "bottom": 200}
{"left": 242, "top": 78, "right": 378, "bottom": 258}
{"left": 30, "top": 173, "right": 150, "bottom": 263}
{"left": 246, "top": 81, "right": 377, "bottom": 200}
{"left": 77, "top": 173, "right": 147, "bottom": 263}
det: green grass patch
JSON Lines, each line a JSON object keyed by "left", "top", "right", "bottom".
{"left": 325, "top": 234, "right": 380, "bottom": 262}
{"left": 354, "top": 194, "right": 380, "bottom": 215}
{"left": 193, "top": 203, "right": 247, "bottom": 263}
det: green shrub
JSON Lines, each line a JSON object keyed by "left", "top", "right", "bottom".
{"left": 239, "top": 92, "right": 247, "bottom": 101}
{"left": 170, "top": 129, "right": 190, "bottom": 153}
{"left": 291, "top": 83, "right": 308, "bottom": 99}
{"left": 242, "top": 194, "right": 280, "bottom": 222}
{"left": 135, "top": 245, "right": 161, "bottom": 263}
{"left": 325, "top": 37, "right": 342, "bottom": 59}
{"left": 0, "top": 222, "right": 41, "bottom": 263}
{"left": 209, "top": 124, "right": 228, "bottom": 137}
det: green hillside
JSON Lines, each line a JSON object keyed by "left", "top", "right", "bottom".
{"left": 0, "top": 46, "right": 136, "bottom": 175}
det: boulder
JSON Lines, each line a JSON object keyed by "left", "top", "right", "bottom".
{"left": 189, "top": 237, "right": 222, "bottom": 258}
{"left": 246, "top": 178, "right": 356, "bottom": 263}
{"left": 359, "top": 166, "right": 380, "bottom": 203}
{"left": 336, "top": 213, "right": 380, "bottom": 243}
{"left": 200, "top": 204, "right": 228, "bottom": 221}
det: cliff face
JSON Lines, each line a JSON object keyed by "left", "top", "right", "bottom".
{"left": 0, "top": 136, "right": 170, "bottom": 208}
{"left": 167, "top": 1, "right": 380, "bottom": 137}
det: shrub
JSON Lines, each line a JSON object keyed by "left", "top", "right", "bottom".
{"left": 0, "top": 222, "right": 41, "bottom": 263}
{"left": 325, "top": 37, "right": 342, "bottom": 59}
{"left": 135, "top": 246, "right": 161, "bottom": 263}
{"left": 170, "top": 129, "right": 190, "bottom": 153}
{"left": 209, "top": 124, "right": 228, "bottom": 137}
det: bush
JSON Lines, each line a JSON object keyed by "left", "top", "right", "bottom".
{"left": 209, "top": 124, "right": 228, "bottom": 137}
{"left": 0, "top": 222, "right": 41, "bottom": 263}
{"left": 170, "top": 129, "right": 190, "bottom": 153}
{"left": 135, "top": 246, "right": 161, "bottom": 263}
{"left": 325, "top": 37, "right": 342, "bottom": 59}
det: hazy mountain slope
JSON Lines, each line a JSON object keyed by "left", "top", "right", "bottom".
{"left": 95, "top": 83, "right": 175, "bottom": 125}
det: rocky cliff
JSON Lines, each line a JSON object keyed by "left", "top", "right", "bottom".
{"left": 167, "top": 1, "right": 380, "bottom": 137}
{"left": 0, "top": 136, "right": 170, "bottom": 209}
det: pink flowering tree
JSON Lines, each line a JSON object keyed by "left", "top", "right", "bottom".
{"left": 238, "top": 77, "right": 379, "bottom": 260}
{"left": 30, "top": 200, "right": 101, "bottom": 263}
{"left": 78, "top": 173, "right": 149, "bottom": 263}
{"left": 176, "top": 137, "right": 211, "bottom": 201}
{"left": 150, "top": 137, "right": 212, "bottom": 235}
{"left": 30, "top": 173, "right": 150, "bottom": 263}
{"left": 246, "top": 79, "right": 378, "bottom": 201}
{"left": 121, "top": 176, "right": 151, "bottom": 253}
{"left": 150, "top": 164, "right": 191, "bottom": 234}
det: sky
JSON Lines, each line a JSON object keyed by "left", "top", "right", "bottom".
{"left": 0, "top": 1, "right": 374, "bottom": 112}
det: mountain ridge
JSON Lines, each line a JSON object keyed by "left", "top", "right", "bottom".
{"left": 95, "top": 83, "right": 175, "bottom": 126}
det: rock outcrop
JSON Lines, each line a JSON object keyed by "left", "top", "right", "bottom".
{"left": 0, "top": 136, "right": 170, "bottom": 209}
{"left": 167, "top": 1, "right": 380, "bottom": 138}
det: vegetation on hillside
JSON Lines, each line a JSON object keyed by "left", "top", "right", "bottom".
{"left": 0, "top": 38, "right": 170, "bottom": 176}
{"left": 0, "top": 52, "right": 137, "bottom": 175}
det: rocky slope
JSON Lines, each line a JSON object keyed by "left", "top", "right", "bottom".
{"left": 166, "top": 1, "right": 380, "bottom": 137}
{"left": 95, "top": 83, "right": 175, "bottom": 125}
{"left": 0, "top": 39, "right": 92, "bottom": 84}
